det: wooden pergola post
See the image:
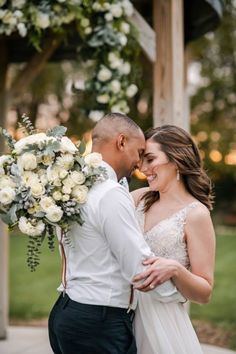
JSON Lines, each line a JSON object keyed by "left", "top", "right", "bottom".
{"left": 153, "top": 0, "right": 188, "bottom": 129}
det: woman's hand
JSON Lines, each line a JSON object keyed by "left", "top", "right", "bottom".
{"left": 132, "top": 257, "right": 179, "bottom": 292}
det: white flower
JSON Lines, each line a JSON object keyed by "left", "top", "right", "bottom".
{"left": 0, "top": 187, "right": 16, "bottom": 205}
{"left": 52, "top": 191, "right": 62, "bottom": 201}
{"left": 28, "top": 203, "right": 42, "bottom": 215}
{"left": 14, "top": 133, "right": 47, "bottom": 154}
{"left": 126, "top": 84, "right": 138, "bottom": 97}
{"left": 0, "top": 167, "right": 4, "bottom": 176}
{"left": 110, "top": 4, "right": 123, "bottom": 18}
{"left": 105, "top": 12, "right": 113, "bottom": 22}
{"left": 108, "top": 53, "right": 123, "bottom": 69}
{"left": 111, "top": 100, "right": 130, "bottom": 114}
{"left": 62, "top": 194, "right": 70, "bottom": 202}
{"left": 18, "top": 217, "right": 45, "bottom": 237}
{"left": 46, "top": 205, "right": 63, "bottom": 223}
{"left": 62, "top": 175, "right": 76, "bottom": 189}
{"left": 42, "top": 154, "right": 55, "bottom": 166}
{"left": 18, "top": 152, "right": 37, "bottom": 171}
{"left": 14, "top": 10, "right": 23, "bottom": 18}
{"left": 39, "top": 196, "right": 55, "bottom": 212}
{"left": 84, "top": 27, "right": 92, "bottom": 35}
{"left": 110, "top": 80, "right": 121, "bottom": 94}
{"left": 80, "top": 18, "right": 90, "bottom": 28}
{"left": 97, "top": 67, "right": 112, "bottom": 82}
{"left": 120, "top": 22, "right": 130, "bottom": 34}
{"left": 96, "top": 94, "right": 110, "bottom": 104}
{"left": 11, "top": 0, "right": 26, "bottom": 8}
{"left": 119, "top": 34, "right": 128, "bottom": 47}
{"left": 118, "top": 61, "right": 131, "bottom": 75}
{"left": 35, "top": 12, "right": 50, "bottom": 29}
{"left": 2, "top": 12, "right": 17, "bottom": 26}
{"left": 122, "top": 0, "right": 134, "bottom": 16}
{"left": 60, "top": 137, "right": 78, "bottom": 154}
{"left": 88, "top": 110, "right": 104, "bottom": 122}
{"left": 70, "top": 171, "right": 86, "bottom": 185}
{"left": 0, "top": 175, "right": 16, "bottom": 189}
{"left": 62, "top": 185, "right": 72, "bottom": 194}
{"left": 30, "top": 183, "right": 45, "bottom": 198}
{"left": 56, "top": 153, "right": 74, "bottom": 170}
{"left": 92, "top": 2, "right": 102, "bottom": 11}
{"left": 72, "top": 185, "right": 88, "bottom": 204}
{"left": 84, "top": 152, "right": 102, "bottom": 168}
{"left": 17, "top": 23, "right": 27, "bottom": 37}
{"left": 22, "top": 171, "right": 39, "bottom": 187}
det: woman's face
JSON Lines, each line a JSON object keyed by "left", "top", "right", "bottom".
{"left": 141, "top": 139, "right": 177, "bottom": 192}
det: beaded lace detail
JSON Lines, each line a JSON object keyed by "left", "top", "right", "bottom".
{"left": 136, "top": 201, "right": 200, "bottom": 269}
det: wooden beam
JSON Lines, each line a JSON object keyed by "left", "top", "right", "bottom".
{"left": 153, "top": 0, "right": 185, "bottom": 127}
{"left": 130, "top": 9, "right": 156, "bottom": 63}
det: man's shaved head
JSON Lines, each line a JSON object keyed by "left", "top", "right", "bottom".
{"left": 92, "top": 113, "right": 142, "bottom": 145}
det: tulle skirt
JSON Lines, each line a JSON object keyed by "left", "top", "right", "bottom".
{"left": 134, "top": 292, "right": 203, "bottom": 354}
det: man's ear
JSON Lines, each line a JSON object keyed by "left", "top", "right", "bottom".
{"left": 117, "top": 134, "right": 126, "bottom": 151}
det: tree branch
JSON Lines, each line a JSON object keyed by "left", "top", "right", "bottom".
{"left": 11, "top": 34, "right": 62, "bottom": 98}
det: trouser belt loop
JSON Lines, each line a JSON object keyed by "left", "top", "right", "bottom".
{"left": 62, "top": 294, "right": 70, "bottom": 309}
{"left": 101, "top": 306, "right": 107, "bottom": 321}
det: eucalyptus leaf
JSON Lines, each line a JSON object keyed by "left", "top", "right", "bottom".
{"left": 46, "top": 126, "right": 67, "bottom": 138}
{"left": 78, "top": 140, "right": 86, "bottom": 155}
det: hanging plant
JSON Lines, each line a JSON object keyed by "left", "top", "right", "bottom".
{"left": 0, "top": 0, "right": 141, "bottom": 121}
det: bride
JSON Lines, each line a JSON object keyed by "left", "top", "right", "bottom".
{"left": 131, "top": 125, "right": 215, "bottom": 354}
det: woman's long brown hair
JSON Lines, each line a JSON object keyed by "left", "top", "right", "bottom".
{"left": 141, "top": 125, "right": 214, "bottom": 212}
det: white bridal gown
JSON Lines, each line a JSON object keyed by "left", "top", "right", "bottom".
{"left": 134, "top": 201, "right": 203, "bottom": 354}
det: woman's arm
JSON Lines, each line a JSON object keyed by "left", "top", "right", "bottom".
{"left": 133, "top": 205, "right": 215, "bottom": 304}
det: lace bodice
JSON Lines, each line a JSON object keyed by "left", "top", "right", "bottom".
{"left": 136, "top": 201, "right": 200, "bottom": 269}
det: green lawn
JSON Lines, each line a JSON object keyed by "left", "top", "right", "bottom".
{"left": 10, "top": 229, "right": 236, "bottom": 332}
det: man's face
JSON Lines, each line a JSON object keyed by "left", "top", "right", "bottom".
{"left": 120, "top": 132, "right": 145, "bottom": 178}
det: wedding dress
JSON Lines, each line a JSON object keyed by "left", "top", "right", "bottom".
{"left": 134, "top": 200, "right": 203, "bottom": 354}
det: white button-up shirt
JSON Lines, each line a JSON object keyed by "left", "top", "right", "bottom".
{"left": 58, "top": 162, "right": 184, "bottom": 309}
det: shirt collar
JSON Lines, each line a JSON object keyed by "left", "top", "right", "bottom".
{"left": 101, "top": 161, "right": 118, "bottom": 182}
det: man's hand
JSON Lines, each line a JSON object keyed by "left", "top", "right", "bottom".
{"left": 132, "top": 257, "right": 179, "bottom": 292}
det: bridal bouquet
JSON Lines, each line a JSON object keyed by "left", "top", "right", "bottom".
{"left": 0, "top": 116, "right": 106, "bottom": 271}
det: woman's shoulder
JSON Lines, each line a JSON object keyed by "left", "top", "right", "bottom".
{"left": 186, "top": 200, "right": 211, "bottom": 224}
{"left": 130, "top": 187, "right": 149, "bottom": 207}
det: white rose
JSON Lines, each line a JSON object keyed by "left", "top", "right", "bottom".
{"left": 17, "top": 22, "right": 27, "bottom": 37}
{"left": 62, "top": 194, "right": 70, "bottom": 202}
{"left": 60, "top": 137, "right": 78, "bottom": 154}
{"left": 92, "top": 2, "right": 102, "bottom": 11}
{"left": 110, "top": 4, "right": 123, "bottom": 18}
{"left": 59, "top": 169, "right": 68, "bottom": 179}
{"left": 108, "top": 52, "right": 122, "bottom": 69}
{"left": 88, "top": 110, "right": 104, "bottom": 122}
{"left": 0, "top": 187, "right": 16, "bottom": 205}
{"left": 18, "top": 217, "right": 45, "bottom": 237}
{"left": 42, "top": 154, "right": 54, "bottom": 166}
{"left": 12, "top": 0, "right": 26, "bottom": 8}
{"left": 46, "top": 205, "right": 63, "bottom": 223}
{"left": 22, "top": 171, "right": 39, "bottom": 187}
{"left": 62, "top": 175, "right": 76, "bottom": 189}
{"left": 84, "top": 152, "right": 102, "bottom": 168}
{"left": 119, "top": 34, "right": 128, "bottom": 46}
{"left": 56, "top": 153, "right": 74, "bottom": 170}
{"left": 0, "top": 175, "right": 16, "bottom": 189}
{"left": 14, "top": 10, "right": 23, "bottom": 18}
{"left": 35, "top": 12, "right": 50, "bottom": 29}
{"left": 72, "top": 185, "right": 88, "bottom": 204}
{"left": 70, "top": 171, "right": 86, "bottom": 185}
{"left": 110, "top": 80, "right": 121, "bottom": 94}
{"left": 0, "top": 167, "right": 4, "bottom": 176}
{"left": 14, "top": 133, "right": 47, "bottom": 154}
{"left": 30, "top": 183, "right": 45, "bottom": 198}
{"left": 62, "top": 185, "right": 72, "bottom": 194}
{"left": 18, "top": 152, "right": 37, "bottom": 170}
{"left": 118, "top": 62, "right": 131, "bottom": 75}
{"left": 3, "top": 12, "right": 17, "bottom": 26}
{"left": 84, "top": 27, "right": 92, "bottom": 35}
{"left": 105, "top": 12, "right": 113, "bottom": 22}
{"left": 47, "top": 165, "right": 60, "bottom": 182}
{"left": 39, "top": 196, "right": 55, "bottom": 212}
{"left": 126, "top": 84, "right": 138, "bottom": 98}
{"left": 111, "top": 101, "right": 130, "bottom": 114}
{"left": 80, "top": 18, "right": 90, "bottom": 27}
{"left": 96, "top": 94, "right": 110, "bottom": 104}
{"left": 97, "top": 67, "right": 112, "bottom": 82}
{"left": 122, "top": 0, "right": 134, "bottom": 16}
{"left": 120, "top": 22, "right": 130, "bottom": 34}
{"left": 52, "top": 191, "right": 62, "bottom": 201}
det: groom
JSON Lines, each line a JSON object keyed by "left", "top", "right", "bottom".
{"left": 48, "top": 113, "right": 183, "bottom": 354}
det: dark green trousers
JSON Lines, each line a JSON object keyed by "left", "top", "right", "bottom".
{"left": 48, "top": 294, "right": 137, "bottom": 354}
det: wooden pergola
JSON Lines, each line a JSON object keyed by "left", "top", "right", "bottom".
{"left": 0, "top": 0, "right": 223, "bottom": 339}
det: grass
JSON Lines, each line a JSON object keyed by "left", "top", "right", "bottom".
{"left": 9, "top": 228, "right": 236, "bottom": 346}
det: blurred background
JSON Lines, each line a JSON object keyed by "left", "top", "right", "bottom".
{"left": 0, "top": 0, "right": 235, "bottom": 351}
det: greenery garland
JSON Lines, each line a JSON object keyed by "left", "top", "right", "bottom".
{"left": 0, "top": 0, "right": 140, "bottom": 121}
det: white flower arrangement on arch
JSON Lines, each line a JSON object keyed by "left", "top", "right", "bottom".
{"left": 0, "top": 115, "right": 107, "bottom": 271}
{"left": 0, "top": 0, "right": 140, "bottom": 121}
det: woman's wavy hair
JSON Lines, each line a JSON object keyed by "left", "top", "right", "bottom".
{"left": 141, "top": 125, "right": 214, "bottom": 212}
